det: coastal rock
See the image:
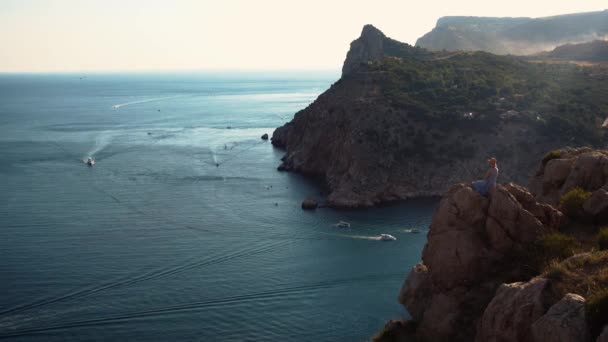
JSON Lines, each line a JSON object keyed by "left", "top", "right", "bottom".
{"left": 372, "top": 319, "right": 417, "bottom": 342}
{"left": 583, "top": 188, "right": 608, "bottom": 224}
{"left": 261, "top": 133, "right": 269, "bottom": 140}
{"left": 598, "top": 326, "right": 608, "bottom": 342}
{"left": 531, "top": 293, "right": 589, "bottom": 342}
{"left": 301, "top": 198, "right": 318, "bottom": 210}
{"left": 398, "top": 183, "right": 560, "bottom": 341}
{"left": 476, "top": 278, "right": 549, "bottom": 342}
{"left": 529, "top": 148, "right": 608, "bottom": 210}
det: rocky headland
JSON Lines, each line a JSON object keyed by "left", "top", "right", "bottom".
{"left": 374, "top": 148, "right": 608, "bottom": 342}
{"left": 272, "top": 25, "right": 608, "bottom": 208}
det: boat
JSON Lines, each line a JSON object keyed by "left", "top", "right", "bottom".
{"left": 379, "top": 234, "right": 396, "bottom": 241}
{"left": 86, "top": 157, "right": 95, "bottom": 166}
{"left": 334, "top": 221, "right": 351, "bottom": 228}
{"left": 403, "top": 228, "right": 421, "bottom": 233}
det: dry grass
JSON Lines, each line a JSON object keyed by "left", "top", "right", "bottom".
{"left": 544, "top": 251, "right": 608, "bottom": 297}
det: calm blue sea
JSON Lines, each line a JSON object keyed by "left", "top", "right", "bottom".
{"left": 0, "top": 72, "right": 437, "bottom": 341}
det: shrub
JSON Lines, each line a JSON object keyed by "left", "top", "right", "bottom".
{"left": 598, "top": 228, "right": 608, "bottom": 251}
{"left": 586, "top": 289, "right": 608, "bottom": 338}
{"left": 539, "top": 233, "right": 579, "bottom": 261}
{"left": 542, "top": 150, "right": 562, "bottom": 165}
{"left": 560, "top": 187, "right": 592, "bottom": 219}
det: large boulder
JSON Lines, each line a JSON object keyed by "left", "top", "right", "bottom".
{"left": 477, "top": 278, "right": 550, "bottom": 342}
{"left": 583, "top": 188, "right": 608, "bottom": 224}
{"left": 301, "top": 198, "right": 318, "bottom": 210}
{"left": 398, "top": 183, "right": 561, "bottom": 341}
{"left": 598, "top": 326, "right": 608, "bottom": 342}
{"left": 531, "top": 293, "right": 589, "bottom": 342}
{"left": 530, "top": 148, "right": 608, "bottom": 205}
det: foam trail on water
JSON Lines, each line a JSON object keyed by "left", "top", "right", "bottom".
{"left": 85, "top": 132, "right": 113, "bottom": 159}
{"left": 112, "top": 95, "right": 182, "bottom": 109}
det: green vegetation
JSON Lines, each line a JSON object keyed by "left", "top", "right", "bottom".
{"left": 542, "top": 150, "right": 562, "bottom": 165}
{"left": 541, "top": 251, "right": 608, "bottom": 338}
{"left": 538, "top": 233, "right": 579, "bottom": 261}
{"left": 587, "top": 289, "right": 608, "bottom": 338}
{"left": 598, "top": 228, "right": 608, "bottom": 251}
{"left": 362, "top": 51, "right": 608, "bottom": 147}
{"left": 560, "top": 187, "right": 592, "bottom": 219}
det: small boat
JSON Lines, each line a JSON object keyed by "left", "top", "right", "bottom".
{"left": 86, "top": 157, "right": 95, "bottom": 166}
{"left": 334, "top": 221, "right": 351, "bottom": 228}
{"left": 379, "top": 234, "right": 396, "bottom": 241}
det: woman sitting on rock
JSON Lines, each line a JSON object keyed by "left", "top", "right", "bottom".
{"left": 472, "top": 157, "right": 498, "bottom": 196}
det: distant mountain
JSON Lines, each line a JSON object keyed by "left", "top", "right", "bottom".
{"left": 540, "top": 40, "right": 608, "bottom": 62}
{"left": 416, "top": 10, "right": 608, "bottom": 55}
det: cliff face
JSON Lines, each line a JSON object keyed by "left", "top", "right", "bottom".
{"left": 272, "top": 26, "right": 608, "bottom": 208}
{"left": 396, "top": 183, "right": 562, "bottom": 341}
{"left": 374, "top": 149, "right": 608, "bottom": 342}
{"left": 416, "top": 10, "right": 608, "bottom": 55}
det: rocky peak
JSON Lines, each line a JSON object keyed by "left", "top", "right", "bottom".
{"left": 341, "top": 24, "right": 387, "bottom": 76}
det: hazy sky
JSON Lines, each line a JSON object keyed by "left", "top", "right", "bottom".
{"left": 0, "top": 0, "right": 606, "bottom": 72}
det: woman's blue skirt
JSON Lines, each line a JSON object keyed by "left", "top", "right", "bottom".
{"left": 472, "top": 180, "right": 489, "bottom": 195}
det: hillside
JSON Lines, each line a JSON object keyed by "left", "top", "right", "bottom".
{"left": 416, "top": 10, "right": 608, "bottom": 55}
{"left": 272, "top": 25, "right": 608, "bottom": 208}
{"left": 540, "top": 40, "right": 608, "bottom": 62}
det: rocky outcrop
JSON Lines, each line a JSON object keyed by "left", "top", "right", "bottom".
{"left": 301, "top": 197, "right": 318, "bottom": 210}
{"left": 529, "top": 147, "right": 608, "bottom": 222}
{"left": 273, "top": 25, "right": 607, "bottom": 208}
{"left": 477, "top": 278, "right": 550, "bottom": 342}
{"left": 531, "top": 293, "right": 589, "bottom": 342}
{"left": 598, "top": 326, "right": 608, "bottom": 342}
{"left": 416, "top": 10, "right": 608, "bottom": 55}
{"left": 398, "top": 183, "right": 562, "bottom": 341}
{"left": 342, "top": 25, "right": 386, "bottom": 76}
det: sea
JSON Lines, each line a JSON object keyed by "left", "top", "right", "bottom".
{"left": 0, "top": 72, "right": 437, "bottom": 341}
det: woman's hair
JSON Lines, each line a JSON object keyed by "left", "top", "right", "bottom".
{"left": 488, "top": 157, "right": 497, "bottom": 166}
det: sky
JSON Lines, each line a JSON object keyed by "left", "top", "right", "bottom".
{"left": 0, "top": 0, "right": 606, "bottom": 72}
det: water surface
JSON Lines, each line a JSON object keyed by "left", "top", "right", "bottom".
{"left": 0, "top": 72, "right": 437, "bottom": 341}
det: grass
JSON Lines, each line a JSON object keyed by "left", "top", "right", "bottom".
{"left": 560, "top": 187, "right": 592, "bottom": 219}
{"left": 586, "top": 289, "right": 608, "bottom": 338}
{"left": 542, "top": 251, "right": 608, "bottom": 337}
{"left": 542, "top": 150, "right": 562, "bottom": 165}
{"left": 598, "top": 228, "right": 608, "bottom": 251}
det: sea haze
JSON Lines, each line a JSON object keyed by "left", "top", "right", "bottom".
{"left": 0, "top": 72, "right": 437, "bottom": 341}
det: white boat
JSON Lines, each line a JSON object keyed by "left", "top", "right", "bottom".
{"left": 86, "top": 157, "right": 95, "bottom": 166}
{"left": 403, "top": 229, "right": 421, "bottom": 233}
{"left": 379, "top": 234, "right": 396, "bottom": 241}
{"left": 334, "top": 221, "right": 351, "bottom": 228}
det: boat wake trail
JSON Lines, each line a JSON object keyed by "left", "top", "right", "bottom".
{"left": 84, "top": 132, "right": 113, "bottom": 160}
{"left": 0, "top": 239, "right": 307, "bottom": 319}
{"left": 111, "top": 95, "right": 183, "bottom": 109}
{"left": 0, "top": 272, "right": 402, "bottom": 339}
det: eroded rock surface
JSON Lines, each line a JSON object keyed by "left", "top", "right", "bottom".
{"left": 531, "top": 293, "right": 589, "bottom": 342}
{"left": 398, "top": 183, "right": 562, "bottom": 341}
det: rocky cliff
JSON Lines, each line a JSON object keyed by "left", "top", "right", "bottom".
{"left": 272, "top": 26, "right": 608, "bottom": 208}
{"left": 416, "top": 10, "right": 608, "bottom": 55}
{"left": 374, "top": 150, "right": 608, "bottom": 342}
